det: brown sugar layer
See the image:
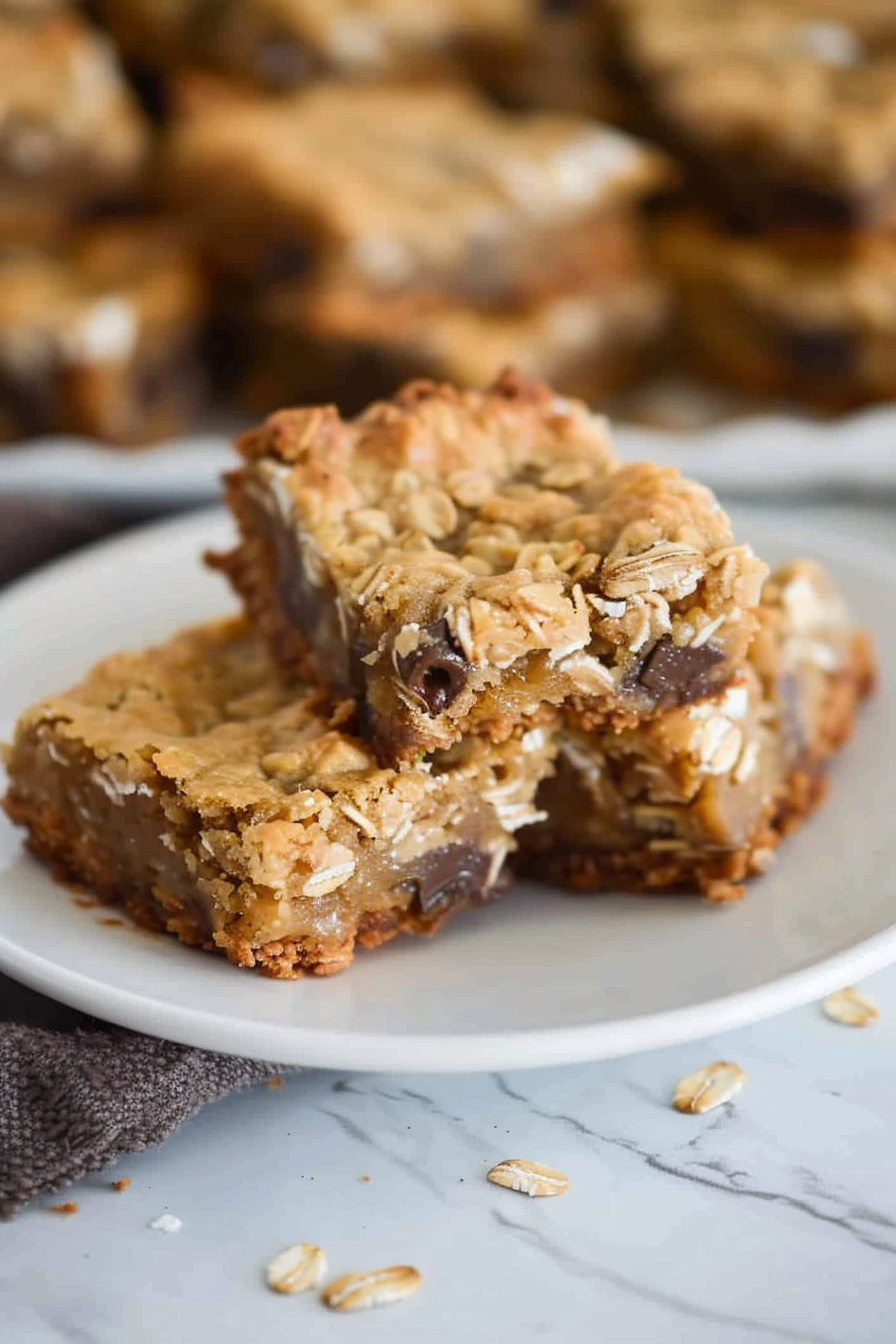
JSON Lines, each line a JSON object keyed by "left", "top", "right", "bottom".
{"left": 216, "top": 370, "right": 768, "bottom": 763}
{"left": 521, "top": 560, "right": 875, "bottom": 901}
{"left": 3, "top": 618, "right": 556, "bottom": 978}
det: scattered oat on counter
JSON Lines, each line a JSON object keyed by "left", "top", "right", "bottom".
{"left": 110, "top": 1179, "right": 131, "bottom": 1193}
{"left": 673, "top": 1061, "right": 747, "bottom": 1114}
{"left": 322, "top": 1266, "right": 421, "bottom": 1312}
{"left": 822, "top": 987, "right": 879, "bottom": 1027}
{"left": 266, "top": 1243, "right": 327, "bottom": 1294}
{"left": 50, "top": 1202, "right": 79, "bottom": 1215}
{"left": 487, "top": 1159, "right": 569, "bottom": 1197}
{"left": 149, "top": 1213, "right": 182, "bottom": 1233}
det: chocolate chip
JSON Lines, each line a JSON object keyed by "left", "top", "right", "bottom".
{"left": 540, "top": 0, "right": 589, "bottom": 13}
{"left": 395, "top": 619, "right": 468, "bottom": 716}
{"left": 781, "top": 327, "right": 854, "bottom": 379}
{"left": 252, "top": 33, "right": 314, "bottom": 88}
{"left": 0, "top": 365, "right": 50, "bottom": 436}
{"left": 398, "top": 842, "right": 493, "bottom": 917}
{"left": 628, "top": 636, "right": 724, "bottom": 708}
{"left": 257, "top": 241, "right": 311, "bottom": 286}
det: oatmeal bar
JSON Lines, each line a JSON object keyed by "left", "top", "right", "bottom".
{"left": 610, "top": 0, "right": 896, "bottom": 235}
{"left": 0, "top": 8, "right": 149, "bottom": 225}
{"left": 655, "top": 213, "right": 896, "bottom": 406}
{"left": 0, "top": 221, "right": 208, "bottom": 444}
{"left": 522, "top": 561, "right": 874, "bottom": 899}
{"left": 165, "top": 81, "right": 669, "bottom": 296}
{"left": 3, "top": 618, "right": 555, "bottom": 978}
{"left": 98, "top": 0, "right": 527, "bottom": 90}
{"left": 216, "top": 371, "right": 768, "bottom": 763}
{"left": 237, "top": 218, "right": 670, "bottom": 413}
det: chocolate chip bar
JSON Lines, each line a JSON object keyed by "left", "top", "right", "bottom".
{"left": 3, "top": 619, "right": 555, "bottom": 978}
{"left": 0, "top": 7, "right": 148, "bottom": 228}
{"left": 237, "top": 215, "right": 670, "bottom": 413}
{"left": 0, "top": 221, "right": 208, "bottom": 444}
{"left": 166, "top": 80, "right": 669, "bottom": 297}
{"left": 610, "top": 0, "right": 896, "bottom": 235}
{"left": 216, "top": 371, "right": 768, "bottom": 763}
{"left": 522, "top": 561, "right": 874, "bottom": 900}
{"left": 655, "top": 213, "right": 896, "bottom": 406}
{"left": 98, "top": 0, "right": 526, "bottom": 90}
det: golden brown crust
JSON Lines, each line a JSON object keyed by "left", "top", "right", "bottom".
{"left": 3, "top": 617, "right": 554, "bottom": 977}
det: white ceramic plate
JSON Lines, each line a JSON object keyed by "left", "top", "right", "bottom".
{"left": 3, "top": 402, "right": 896, "bottom": 507}
{"left": 0, "top": 507, "right": 893, "bottom": 1071}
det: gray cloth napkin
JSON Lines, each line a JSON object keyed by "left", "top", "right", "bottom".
{"left": 0, "top": 502, "right": 289, "bottom": 1220}
{"left": 0, "top": 981, "right": 289, "bottom": 1219}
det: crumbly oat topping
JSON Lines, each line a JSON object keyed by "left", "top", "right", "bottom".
{"left": 234, "top": 371, "right": 766, "bottom": 756}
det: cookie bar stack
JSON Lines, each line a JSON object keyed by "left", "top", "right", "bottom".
{"left": 0, "top": 2, "right": 209, "bottom": 444}
{"left": 216, "top": 372, "right": 869, "bottom": 925}
{"left": 3, "top": 372, "right": 874, "bottom": 973}
{"left": 605, "top": 0, "right": 896, "bottom": 406}
{"left": 165, "top": 78, "right": 672, "bottom": 412}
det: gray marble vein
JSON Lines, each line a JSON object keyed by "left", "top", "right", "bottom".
{"left": 491, "top": 1208, "right": 839, "bottom": 1344}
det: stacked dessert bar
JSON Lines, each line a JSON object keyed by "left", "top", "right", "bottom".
{"left": 0, "top": 2, "right": 209, "bottom": 443}
{"left": 4, "top": 373, "right": 873, "bottom": 975}
{"left": 165, "top": 78, "right": 672, "bottom": 411}
{"left": 605, "top": 0, "right": 896, "bottom": 405}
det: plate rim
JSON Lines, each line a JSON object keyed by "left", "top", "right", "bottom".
{"left": 0, "top": 504, "right": 893, "bottom": 1072}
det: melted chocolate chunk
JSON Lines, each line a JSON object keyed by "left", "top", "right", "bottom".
{"left": 257, "top": 241, "right": 311, "bottom": 286}
{"left": 399, "top": 842, "right": 493, "bottom": 917}
{"left": 541, "top": 0, "right": 589, "bottom": 13}
{"left": 781, "top": 327, "right": 854, "bottom": 379}
{"left": 0, "top": 365, "right": 50, "bottom": 437}
{"left": 395, "top": 619, "right": 469, "bottom": 716}
{"left": 252, "top": 34, "right": 314, "bottom": 89}
{"left": 628, "top": 636, "right": 724, "bottom": 708}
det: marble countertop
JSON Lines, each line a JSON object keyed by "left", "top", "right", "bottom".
{"left": 3, "top": 503, "right": 896, "bottom": 1344}
{"left": 2, "top": 966, "right": 895, "bottom": 1344}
